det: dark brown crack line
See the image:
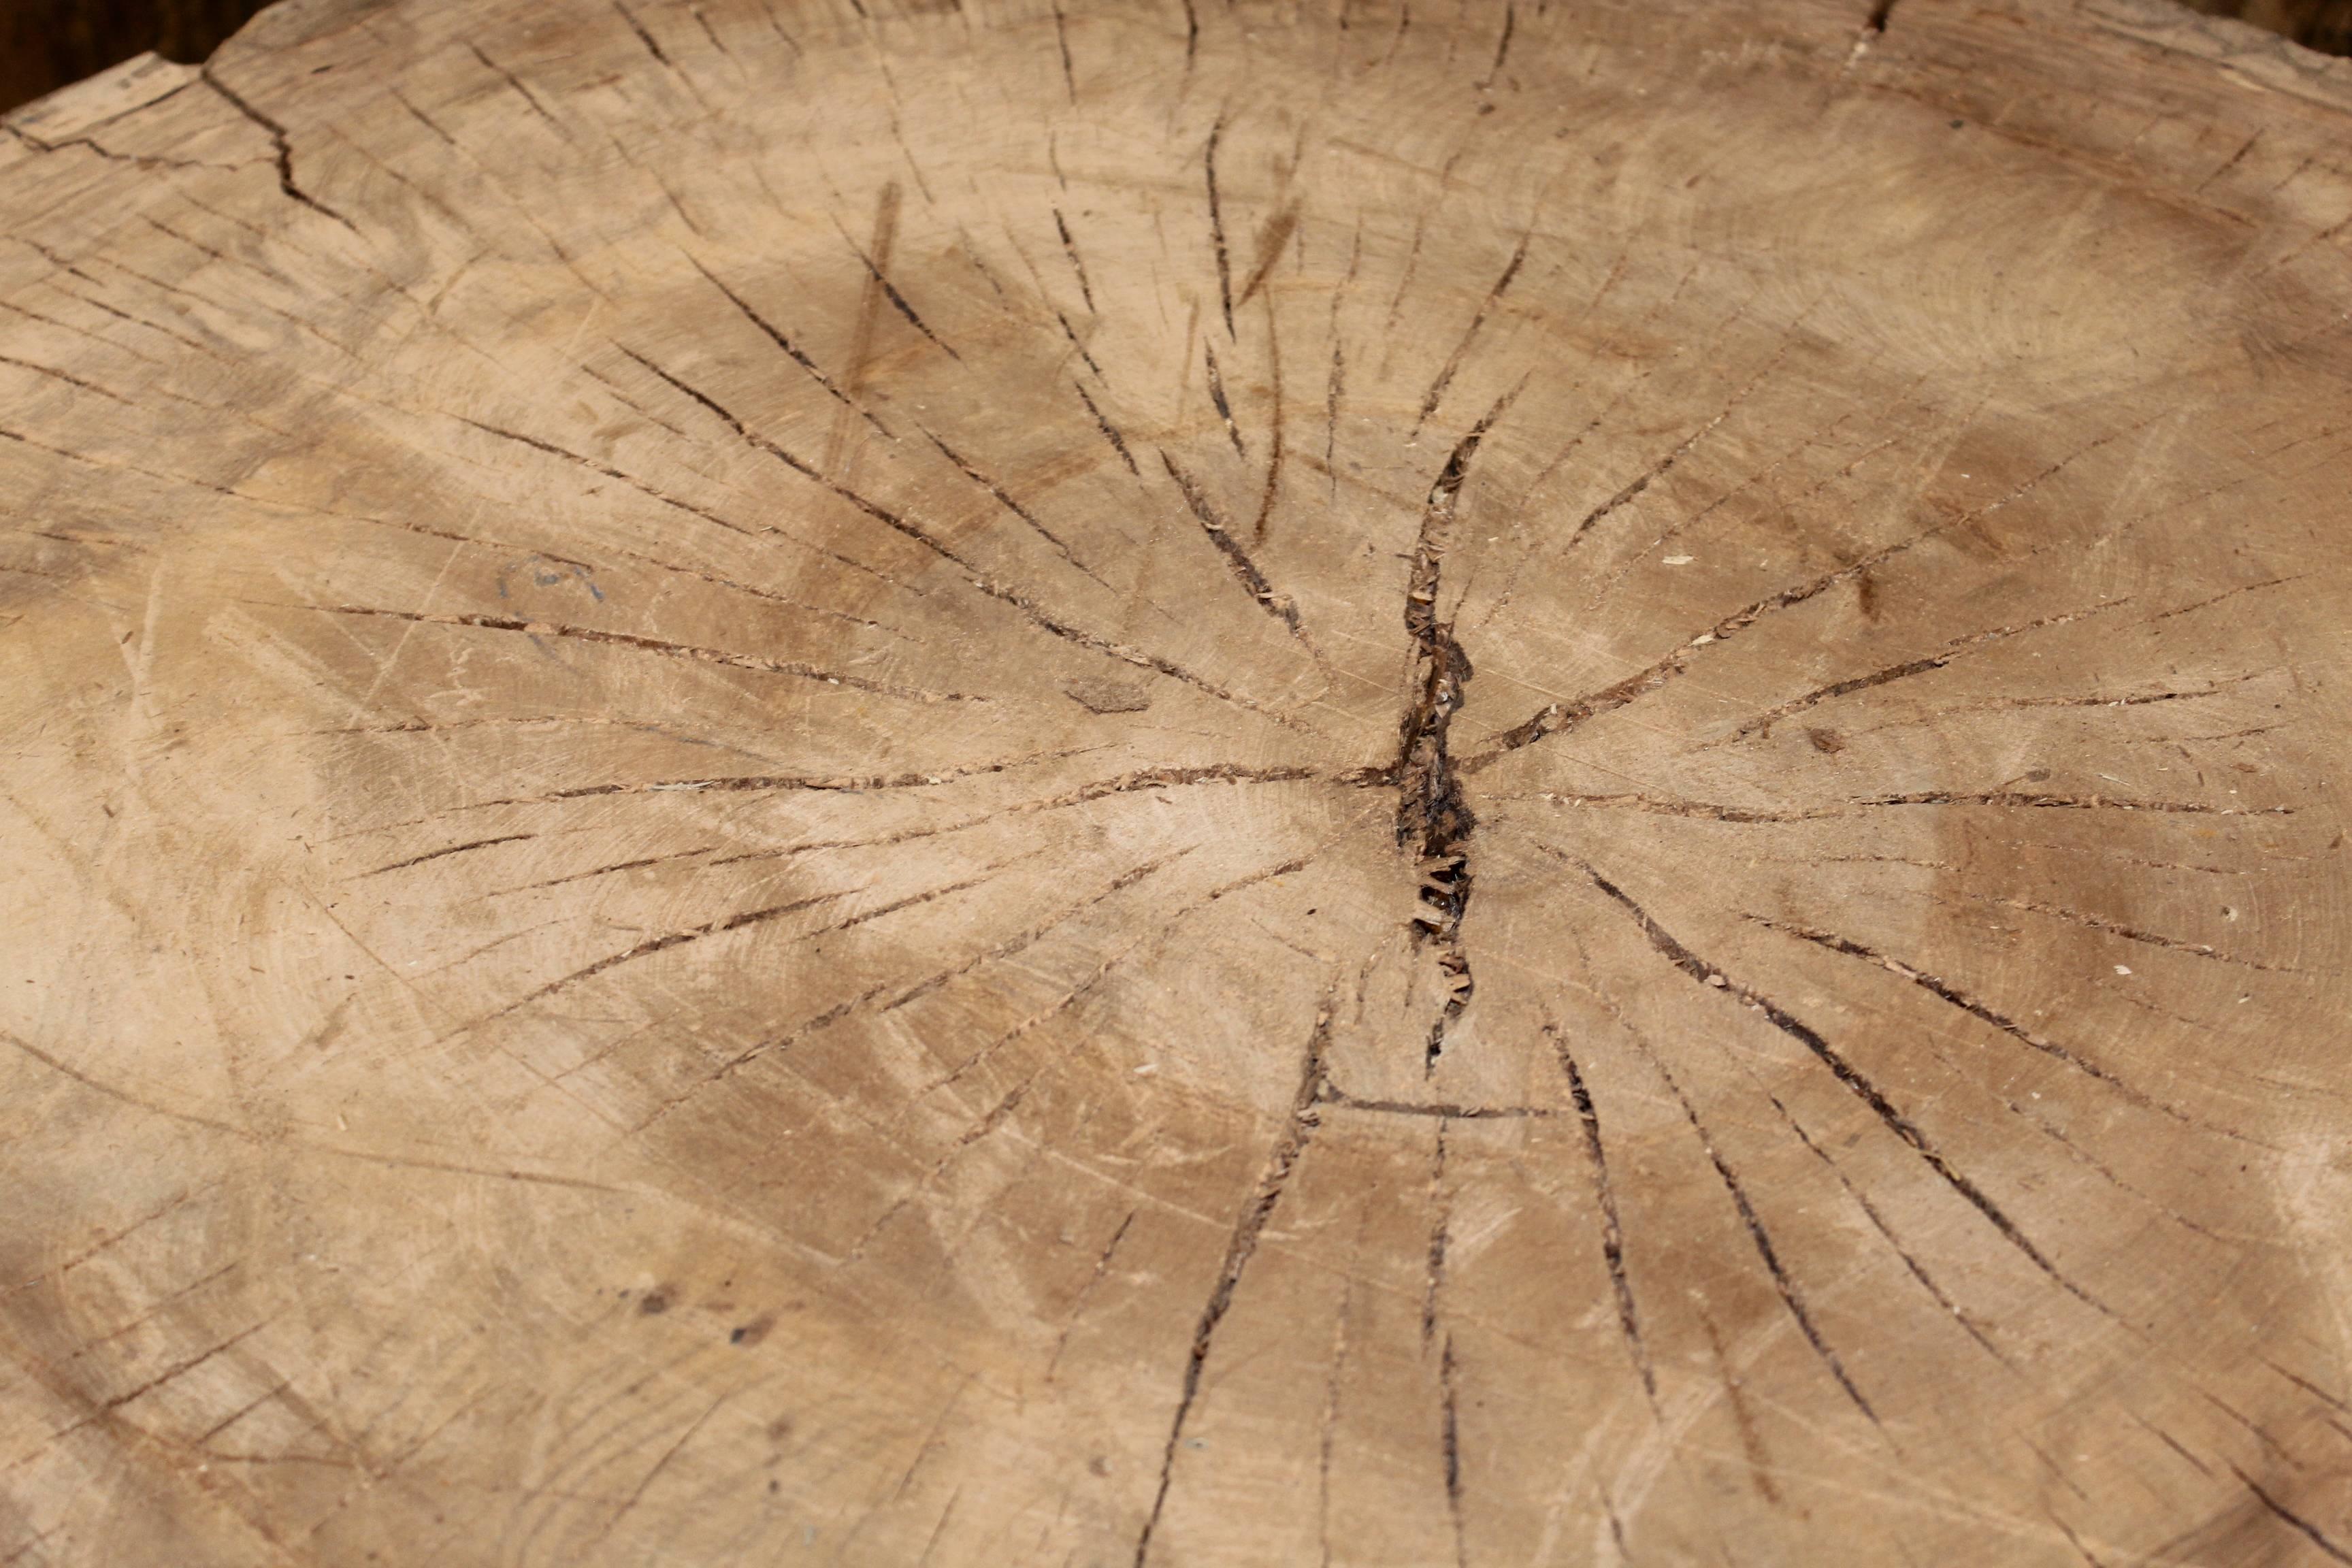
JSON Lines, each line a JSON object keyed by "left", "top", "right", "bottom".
{"left": 1074, "top": 382, "right": 1139, "bottom": 474}
{"left": 1400, "top": 401, "right": 1509, "bottom": 1067}
{"left": 1133, "top": 1006, "right": 1330, "bottom": 1567}
{"left": 1422, "top": 1122, "right": 1451, "bottom": 1348}
{"left": 1478, "top": 3, "right": 1516, "bottom": 87}
{"left": 490, "top": 885, "right": 847, "bottom": 1019}
{"left": 1203, "top": 342, "right": 1245, "bottom": 457}
{"left": 1725, "top": 598, "right": 2133, "bottom": 741}
{"left": 1469, "top": 539, "right": 1915, "bottom": 766}
{"left": 471, "top": 760, "right": 1323, "bottom": 827}
{"left": 1768, "top": 921, "right": 2257, "bottom": 1152}
{"left": 2234, "top": 1465, "right": 2352, "bottom": 1565}
{"left": 1056, "top": 310, "right": 1105, "bottom": 376}
{"left": 1859, "top": 790, "right": 2285, "bottom": 815}
{"left": 1616, "top": 1018, "right": 1877, "bottom": 1424}
{"left": 1162, "top": 453, "right": 1303, "bottom": 634}
{"left": 1763, "top": 1079, "right": 2008, "bottom": 1365}
{"left": 619, "top": 349, "right": 1307, "bottom": 730}
{"left": 314, "top": 604, "right": 970, "bottom": 703}
{"left": 1052, "top": 3, "right": 1077, "bottom": 102}
{"left": 838, "top": 228, "right": 959, "bottom": 361}
{"left": 1439, "top": 1333, "right": 1467, "bottom": 1567}
{"left": 1579, "top": 864, "right": 2109, "bottom": 1316}
{"left": 1746, "top": 915, "right": 2257, "bottom": 1140}
{"left": 1748, "top": 918, "right": 2155, "bottom": 1100}
{"left": 612, "top": 0, "right": 673, "bottom": 65}
{"left": 930, "top": 431, "right": 1097, "bottom": 577}
{"left": 361, "top": 833, "right": 537, "bottom": 878}
{"left": 685, "top": 255, "right": 889, "bottom": 433}
{"left": 1205, "top": 120, "right": 1233, "bottom": 338}
{"left": 1316, "top": 1084, "right": 1554, "bottom": 1119}
{"left": 1548, "top": 1023, "right": 1656, "bottom": 1405}
{"left": 1414, "top": 233, "right": 1525, "bottom": 436}
{"left": 1053, "top": 208, "right": 1096, "bottom": 312}
{"left": 200, "top": 68, "right": 357, "bottom": 232}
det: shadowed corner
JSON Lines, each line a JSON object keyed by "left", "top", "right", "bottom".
{"left": 3, "top": 0, "right": 277, "bottom": 116}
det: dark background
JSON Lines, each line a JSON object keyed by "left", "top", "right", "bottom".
{"left": 2214, "top": 0, "right": 2352, "bottom": 51}
{"left": 4, "top": 0, "right": 273, "bottom": 113}
{"left": 1, "top": 0, "right": 2349, "bottom": 114}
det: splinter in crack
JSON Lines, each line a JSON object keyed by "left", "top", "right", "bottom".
{"left": 1397, "top": 401, "right": 1507, "bottom": 1070}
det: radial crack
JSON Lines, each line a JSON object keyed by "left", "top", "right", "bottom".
{"left": 314, "top": 604, "right": 975, "bottom": 702}
{"left": 1054, "top": 208, "right": 1096, "bottom": 312}
{"left": 1162, "top": 452, "right": 1305, "bottom": 634}
{"left": 1578, "top": 864, "right": 2108, "bottom": 1315}
{"left": 1548, "top": 1023, "right": 1656, "bottom": 1405}
{"left": 1075, "top": 384, "right": 1141, "bottom": 474}
{"left": 200, "top": 68, "right": 357, "bottom": 231}
{"left": 687, "top": 255, "right": 889, "bottom": 433}
{"left": 1469, "top": 535, "right": 1918, "bottom": 764}
{"left": 1205, "top": 120, "right": 1234, "bottom": 338}
{"left": 1133, "top": 1006, "right": 1331, "bottom": 1567}
{"left": 838, "top": 198, "right": 960, "bottom": 361}
{"left": 618, "top": 348, "right": 1309, "bottom": 731}
{"left": 2234, "top": 1465, "right": 2352, "bottom": 1565}
{"left": 1398, "top": 396, "right": 1510, "bottom": 1067}
{"left": 1204, "top": 342, "right": 1246, "bottom": 457}
{"left": 1744, "top": 915, "right": 2205, "bottom": 1121}
{"left": 489, "top": 885, "right": 849, "bottom": 1019}
{"left": 930, "top": 431, "right": 1102, "bottom": 581}
{"left": 1764, "top": 1080, "right": 2009, "bottom": 1364}
{"left": 1414, "top": 233, "right": 1526, "bottom": 436}
{"left": 1316, "top": 1083, "right": 1555, "bottom": 1119}
{"left": 1724, "top": 598, "right": 2132, "bottom": 742}
{"left": 1439, "top": 1332, "right": 1468, "bottom": 1567}
{"left": 1614, "top": 1011, "right": 1878, "bottom": 1424}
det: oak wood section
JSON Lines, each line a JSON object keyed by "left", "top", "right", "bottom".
{"left": 3, "top": 0, "right": 2351, "bottom": 1561}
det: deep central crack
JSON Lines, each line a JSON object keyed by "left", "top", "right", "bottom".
{"left": 1396, "top": 408, "right": 1501, "bottom": 1070}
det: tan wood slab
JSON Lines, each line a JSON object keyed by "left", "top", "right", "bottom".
{"left": 3, "top": 0, "right": 2352, "bottom": 1560}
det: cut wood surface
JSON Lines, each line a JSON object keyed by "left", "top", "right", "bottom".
{"left": 3, "top": 0, "right": 2351, "bottom": 1561}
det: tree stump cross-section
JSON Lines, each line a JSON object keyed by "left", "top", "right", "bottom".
{"left": 3, "top": 0, "right": 2352, "bottom": 1561}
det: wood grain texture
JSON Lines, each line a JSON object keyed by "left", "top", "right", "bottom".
{"left": 2, "top": 0, "right": 2351, "bottom": 1561}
